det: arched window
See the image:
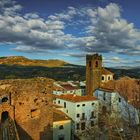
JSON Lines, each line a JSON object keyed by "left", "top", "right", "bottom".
{"left": 95, "top": 61, "right": 98, "bottom": 67}
{"left": 102, "top": 76, "right": 104, "bottom": 81}
{"left": 89, "top": 61, "right": 91, "bottom": 67}
{"left": 2, "top": 97, "right": 8, "bottom": 103}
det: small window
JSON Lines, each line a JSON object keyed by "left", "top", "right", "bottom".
{"left": 77, "top": 114, "right": 80, "bottom": 118}
{"left": 89, "top": 61, "right": 91, "bottom": 67}
{"left": 58, "top": 100, "right": 60, "bottom": 104}
{"left": 76, "top": 123, "right": 80, "bottom": 130}
{"left": 108, "top": 76, "right": 110, "bottom": 80}
{"left": 31, "top": 109, "right": 40, "bottom": 118}
{"left": 119, "top": 97, "right": 121, "bottom": 102}
{"left": 58, "top": 135, "right": 64, "bottom": 140}
{"left": 135, "top": 94, "right": 138, "bottom": 100}
{"left": 77, "top": 104, "right": 80, "bottom": 107}
{"left": 82, "top": 104, "right": 85, "bottom": 107}
{"left": 91, "top": 111, "right": 94, "bottom": 118}
{"left": 103, "top": 92, "right": 106, "bottom": 100}
{"left": 81, "top": 122, "right": 85, "bottom": 130}
{"left": 95, "top": 61, "right": 98, "bottom": 68}
{"left": 91, "top": 121, "right": 94, "bottom": 127}
{"left": 91, "top": 103, "right": 94, "bottom": 106}
{"left": 82, "top": 113, "right": 85, "bottom": 119}
{"left": 64, "top": 102, "right": 66, "bottom": 108}
{"left": 59, "top": 125, "right": 64, "bottom": 130}
{"left": 66, "top": 110, "right": 68, "bottom": 113}
{"left": 102, "top": 76, "right": 104, "bottom": 81}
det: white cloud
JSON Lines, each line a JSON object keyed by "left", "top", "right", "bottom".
{"left": 0, "top": 0, "right": 140, "bottom": 60}
{"left": 84, "top": 3, "right": 140, "bottom": 55}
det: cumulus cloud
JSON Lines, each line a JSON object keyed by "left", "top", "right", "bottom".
{"left": 0, "top": 0, "right": 140, "bottom": 59}
{"left": 0, "top": 0, "right": 74, "bottom": 52}
{"left": 84, "top": 3, "right": 140, "bottom": 55}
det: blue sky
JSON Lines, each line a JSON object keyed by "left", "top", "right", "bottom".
{"left": 0, "top": 0, "right": 140, "bottom": 67}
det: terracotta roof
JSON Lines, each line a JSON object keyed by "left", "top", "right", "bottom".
{"left": 53, "top": 108, "right": 71, "bottom": 122}
{"left": 102, "top": 68, "right": 114, "bottom": 75}
{"left": 52, "top": 85, "right": 64, "bottom": 91}
{"left": 51, "top": 103, "right": 63, "bottom": 108}
{"left": 98, "top": 87, "right": 116, "bottom": 93}
{"left": 57, "top": 94, "right": 97, "bottom": 103}
{"left": 60, "top": 84, "right": 79, "bottom": 90}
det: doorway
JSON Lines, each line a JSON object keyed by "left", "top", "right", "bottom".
{"left": 1, "top": 111, "right": 9, "bottom": 123}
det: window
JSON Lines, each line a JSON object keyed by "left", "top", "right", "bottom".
{"left": 119, "top": 97, "right": 121, "bottom": 102}
{"left": 82, "top": 104, "right": 85, "bottom": 107}
{"left": 91, "top": 121, "right": 94, "bottom": 127}
{"left": 91, "top": 103, "right": 95, "bottom": 106}
{"left": 108, "top": 76, "right": 110, "bottom": 80}
{"left": 66, "top": 110, "right": 68, "bottom": 113}
{"left": 89, "top": 61, "right": 91, "bottom": 67}
{"left": 102, "top": 76, "right": 104, "bottom": 81}
{"left": 76, "top": 123, "right": 80, "bottom": 130}
{"left": 95, "top": 61, "right": 98, "bottom": 67}
{"left": 58, "top": 135, "right": 64, "bottom": 140}
{"left": 103, "top": 92, "right": 106, "bottom": 100}
{"left": 91, "top": 111, "right": 94, "bottom": 118}
{"left": 77, "top": 114, "right": 80, "bottom": 118}
{"left": 77, "top": 104, "right": 80, "bottom": 107}
{"left": 31, "top": 109, "right": 40, "bottom": 118}
{"left": 64, "top": 102, "right": 66, "bottom": 108}
{"left": 58, "top": 100, "right": 60, "bottom": 104}
{"left": 82, "top": 113, "right": 85, "bottom": 119}
{"left": 81, "top": 122, "right": 85, "bottom": 130}
{"left": 135, "top": 94, "right": 138, "bottom": 100}
{"left": 59, "top": 125, "right": 64, "bottom": 130}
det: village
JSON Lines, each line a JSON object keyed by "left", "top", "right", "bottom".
{"left": 0, "top": 53, "right": 140, "bottom": 140}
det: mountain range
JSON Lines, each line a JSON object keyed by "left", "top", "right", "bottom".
{"left": 0, "top": 56, "right": 139, "bottom": 80}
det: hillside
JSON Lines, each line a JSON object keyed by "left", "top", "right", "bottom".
{"left": 0, "top": 56, "right": 139, "bottom": 81}
{"left": 0, "top": 56, "right": 67, "bottom": 67}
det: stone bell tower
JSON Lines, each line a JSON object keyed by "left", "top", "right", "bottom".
{"left": 86, "top": 54, "right": 102, "bottom": 96}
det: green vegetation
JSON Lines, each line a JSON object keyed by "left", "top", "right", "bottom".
{"left": 0, "top": 64, "right": 85, "bottom": 81}
{"left": 0, "top": 64, "right": 139, "bottom": 81}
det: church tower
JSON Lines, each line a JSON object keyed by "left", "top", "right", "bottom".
{"left": 86, "top": 54, "right": 102, "bottom": 96}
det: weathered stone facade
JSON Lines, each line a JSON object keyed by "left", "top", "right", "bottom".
{"left": 0, "top": 78, "right": 54, "bottom": 140}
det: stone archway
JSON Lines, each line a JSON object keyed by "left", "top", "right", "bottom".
{"left": 1, "top": 111, "right": 9, "bottom": 123}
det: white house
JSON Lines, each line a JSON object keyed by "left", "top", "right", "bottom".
{"left": 53, "top": 82, "right": 84, "bottom": 96}
{"left": 53, "top": 94, "right": 99, "bottom": 137}
{"left": 53, "top": 108, "right": 71, "bottom": 140}
{"left": 94, "top": 88, "right": 139, "bottom": 126}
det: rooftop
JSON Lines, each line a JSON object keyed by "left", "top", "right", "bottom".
{"left": 57, "top": 94, "right": 97, "bottom": 103}
{"left": 97, "top": 87, "right": 116, "bottom": 93}
{"left": 102, "top": 68, "right": 114, "bottom": 75}
{"left": 53, "top": 108, "right": 71, "bottom": 122}
{"left": 60, "top": 84, "right": 79, "bottom": 90}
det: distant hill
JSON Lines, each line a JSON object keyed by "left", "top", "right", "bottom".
{"left": 0, "top": 56, "right": 68, "bottom": 67}
{"left": 0, "top": 56, "right": 139, "bottom": 81}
